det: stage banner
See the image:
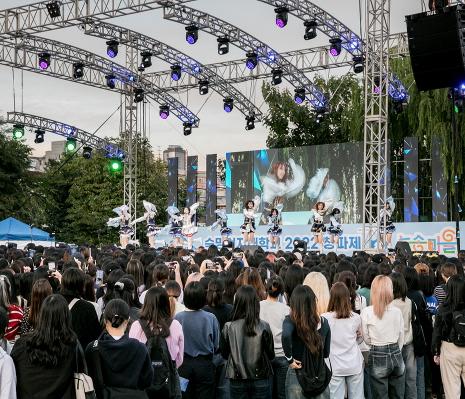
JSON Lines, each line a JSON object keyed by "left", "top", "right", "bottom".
{"left": 206, "top": 154, "right": 217, "bottom": 225}
{"left": 432, "top": 136, "right": 448, "bottom": 221}
{"left": 186, "top": 156, "right": 198, "bottom": 208}
{"left": 167, "top": 157, "right": 178, "bottom": 221}
{"left": 404, "top": 137, "right": 419, "bottom": 222}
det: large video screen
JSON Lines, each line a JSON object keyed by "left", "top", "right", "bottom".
{"left": 226, "top": 142, "right": 364, "bottom": 225}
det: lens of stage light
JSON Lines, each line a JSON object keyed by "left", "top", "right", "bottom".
{"left": 12, "top": 124, "right": 24, "bottom": 140}
{"left": 329, "top": 38, "right": 342, "bottom": 56}
{"left": 34, "top": 129, "right": 45, "bottom": 143}
{"left": 65, "top": 138, "right": 77, "bottom": 153}
{"left": 272, "top": 68, "right": 283, "bottom": 85}
{"left": 82, "top": 146, "right": 92, "bottom": 159}
{"left": 109, "top": 159, "right": 123, "bottom": 173}
{"left": 159, "top": 105, "right": 170, "bottom": 119}
{"left": 294, "top": 88, "right": 305, "bottom": 104}
{"left": 199, "top": 80, "right": 209, "bottom": 95}
{"left": 304, "top": 20, "right": 317, "bottom": 40}
{"left": 134, "top": 88, "right": 144, "bottom": 103}
{"left": 223, "top": 98, "right": 234, "bottom": 113}
{"left": 185, "top": 25, "right": 199, "bottom": 45}
{"left": 106, "top": 40, "right": 119, "bottom": 58}
{"left": 275, "top": 7, "right": 288, "bottom": 28}
{"left": 73, "top": 62, "right": 84, "bottom": 79}
{"left": 171, "top": 65, "right": 182, "bottom": 81}
{"left": 183, "top": 122, "right": 193, "bottom": 136}
{"left": 245, "top": 114, "right": 255, "bottom": 131}
{"left": 353, "top": 56, "right": 364, "bottom": 74}
{"left": 38, "top": 53, "right": 51, "bottom": 70}
{"left": 105, "top": 75, "right": 116, "bottom": 89}
{"left": 245, "top": 52, "right": 258, "bottom": 70}
{"left": 141, "top": 51, "right": 152, "bottom": 68}
{"left": 217, "top": 36, "right": 230, "bottom": 55}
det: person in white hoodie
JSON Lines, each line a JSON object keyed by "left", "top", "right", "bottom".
{"left": 0, "top": 307, "right": 16, "bottom": 399}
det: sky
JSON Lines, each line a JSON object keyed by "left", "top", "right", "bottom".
{"left": 0, "top": 0, "right": 422, "bottom": 163}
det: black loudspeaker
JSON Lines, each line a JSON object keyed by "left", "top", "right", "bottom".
{"left": 240, "top": 245, "right": 260, "bottom": 255}
{"left": 293, "top": 239, "right": 307, "bottom": 253}
{"left": 406, "top": 5, "right": 465, "bottom": 91}
{"left": 395, "top": 241, "right": 413, "bottom": 258}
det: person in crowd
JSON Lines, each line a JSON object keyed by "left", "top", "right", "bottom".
{"left": 165, "top": 280, "right": 186, "bottom": 316}
{"left": 322, "top": 282, "right": 363, "bottom": 399}
{"left": 19, "top": 278, "right": 52, "bottom": 334}
{"left": 432, "top": 275, "right": 465, "bottom": 398}
{"left": 283, "top": 285, "right": 331, "bottom": 399}
{"left": 357, "top": 263, "right": 380, "bottom": 306}
{"left": 85, "top": 298, "right": 153, "bottom": 398}
{"left": 337, "top": 270, "right": 367, "bottom": 313}
{"left": 284, "top": 265, "right": 304, "bottom": 302}
{"left": 221, "top": 285, "right": 275, "bottom": 399}
{"left": 126, "top": 259, "right": 146, "bottom": 296}
{"left": 235, "top": 268, "right": 267, "bottom": 300}
{"left": 390, "top": 272, "right": 416, "bottom": 399}
{"left": 113, "top": 277, "right": 141, "bottom": 324}
{"left": 174, "top": 281, "right": 219, "bottom": 399}
{"left": 0, "top": 274, "right": 23, "bottom": 343}
{"left": 259, "top": 276, "right": 289, "bottom": 399}
{"left": 11, "top": 295, "right": 76, "bottom": 399}
{"left": 361, "top": 275, "right": 405, "bottom": 398}
{"left": 434, "top": 262, "right": 457, "bottom": 306}
{"left": 0, "top": 307, "right": 16, "bottom": 398}
{"left": 83, "top": 273, "right": 102, "bottom": 320}
{"left": 303, "top": 272, "right": 330, "bottom": 315}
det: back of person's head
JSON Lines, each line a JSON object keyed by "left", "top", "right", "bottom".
{"left": 419, "top": 273, "right": 435, "bottom": 297}
{"left": 82, "top": 274, "right": 96, "bottom": 302}
{"left": 371, "top": 275, "right": 394, "bottom": 319}
{"left": 0, "top": 307, "right": 7, "bottom": 339}
{"left": 165, "top": 280, "right": 182, "bottom": 299}
{"left": 235, "top": 268, "right": 266, "bottom": 300}
{"left": 403, "top": 266, "right": 420, "bottom": 291}
{"left": 303, "top": 272, "right": 330, "bottom": 316}
{"left": 328, "top": 282, "right": 352, "bottom": 319}
{"left": 61, "top": 267, "right": 85, "bottom": 298}
{"left": 336, "top": 271, "right": 357, "bottom": 310}
{"left": 114, "top": 277, "right": 138, "bottom": 308}
{"left": 153, "top": 264, "right": 170, "bottom": 287}
{"left": 445, "top": 275, "right": 465, "bottom": 310}
{"left": 414, "top": 263, "right": 430, "bottom": 275}
{"left": 206, "top": 279, "right": 226, "bottom": 308}
{"left": 103, "top": 299, "right": 130, "bottom": 329}
{"left": 140, "top": 287, "right": 171, "bottom": 337}
{"left": 441, "top": 262, "right": 458, "bottom": 280}
{"left": 231, "top": 285, "right": 259, "bottom": 336}
{"left": 30, "top": 279, "right": 53, "bottom": 329}
{"left": 126, "top": 259, "right": 145, "bottom": 288}
{"left": 363, "top": 264, "right": 380, "bottom": 288}
{"left": 390, "top": 272, "right": 408, "bottom": 301}
{"left": 0, "top": 274, "right": 12, "bottom": 309}
{"left": 183, "top": 281, "right": 206, "bottom": 310}
{"left": 266, "top": 275, "right": 284, "bottom": 299}
{"left": 284, "top": 264, "right": 304, "bottom": 300}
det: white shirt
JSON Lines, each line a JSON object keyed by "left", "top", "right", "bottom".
{"left": 0, "top": 346, "right": 16, "bottom": 399}
{"left": 361, "top": 304, "right": 404, "bottom": 350}
{"left": 392, "top": 298, "right": 413, "bottom": 345}
{"left": 322, "top": 311, "right": 364, "bottom": 376}
{"left": 260, "top": 299, "right": 290, "bottom": 358}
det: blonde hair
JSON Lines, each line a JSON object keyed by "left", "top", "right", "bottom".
{"left": 414, "top": 263, "right": 430, "bottom": 275}
{"left": 303, "top": 272, "right": 330, "bottom": 316}
{"left": 371, "top": 275, "right": 394, "bottom": 319}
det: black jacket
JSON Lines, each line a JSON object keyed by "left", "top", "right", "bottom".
{"left": 220, "top": 319, "right": 275, "bottom": 380}
{"left": 431, "top": 302, "right": 461, "bottom": 355}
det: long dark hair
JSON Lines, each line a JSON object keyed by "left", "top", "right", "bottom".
{"left": 231, "top": 285, "right": 260, "bottom": 337}
{"left": 29, "top": 279, "right": 53, "bottom": 328}
{"left": 27, "top": 294, "right": 76, "bottom": 367}
{"left": 289, "top": 285, "right": 321, "bottom": 355}
{"left": 206, "top": 279, "right": 225, "bottom": 308}
{"left": 113, "top": 277, "right": 140, "bottom": 309}
{"left": 140, "top": 287, "right": 172, "bottom": 338}
{"left": 444, "top": 275, "right": 465, "bottom": 311}
{"left": 337, "top": 271, "right": 357, "bottom": 311}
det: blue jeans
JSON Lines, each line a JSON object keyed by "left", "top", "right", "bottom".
{"left": 229, "top": 378, "right": 271, "bottom": 399}
{"left": 369, "top": 344, "right": 405, "bottom": 399}
{"left": 416, "top": 356, "right": 425, "bottom": 399}
{"left": 402, "top": 343, "right": 417, "bottom": 399}
{"left": 285, "top": 367, "right": 330, "bottom": 399}
{"left": 272, "top": 356, "right": 288, "bottom": 399}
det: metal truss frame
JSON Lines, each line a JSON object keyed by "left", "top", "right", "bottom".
{"left": 147, "top": 32, "right": 408, "bottom": 91}
{"left": 83, "top": 21, "right": 263, "bottom": 121}
{"left": 163, "top": 3, "right": 328, "bottom": 110}
{"left": 1, "top": 35, "right": 200, "bottom": 126}
{"left": 0, "top": 0, "right": 195, "bottom": 38}
{"left": 5, "top": 111, "right": 124, "bottom": 157}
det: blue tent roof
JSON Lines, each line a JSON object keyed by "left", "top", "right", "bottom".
{"left": 0, "top": 217, "right": 51, "bottom": 241}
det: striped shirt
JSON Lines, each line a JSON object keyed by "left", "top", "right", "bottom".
{"left": 433, "top": 285, "right": 447, "bottom": 306}
{"left": 4, "top": 305, "right": 23, "bottom": 341}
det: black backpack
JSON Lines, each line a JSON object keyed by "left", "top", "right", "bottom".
{"left": 452, "top": 310, "right": 465, "bottom": 347}
{"left": 295, "top": 319, "right": 332, "bottom": 397}
{"left": 139, "top": 320, "right": 176, "bottom": 399}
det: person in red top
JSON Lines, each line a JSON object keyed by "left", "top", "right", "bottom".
{"left": 0, "top": 274, "right": 23, "bottom": 341}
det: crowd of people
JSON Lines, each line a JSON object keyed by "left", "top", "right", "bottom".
{"left": 0, "top": 241, "right": 464, "bottom": 399}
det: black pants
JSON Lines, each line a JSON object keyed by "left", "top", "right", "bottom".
{"left": 178, "top": 354, "right": 215, "bottom": 399}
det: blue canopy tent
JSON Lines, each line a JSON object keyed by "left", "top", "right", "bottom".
{"left": 0, "top": 217, "right": 52, "bottom": 245}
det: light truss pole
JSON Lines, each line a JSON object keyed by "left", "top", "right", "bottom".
{"left": 362, "top": 0, "right": 391, "bottom": 251}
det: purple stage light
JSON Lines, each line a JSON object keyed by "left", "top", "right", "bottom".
{"left": 159, "top": 105, "right": 170, "bottom": 119}
{"left": 329, "top": 47, "right": 339, "bottom": 57}
{"left": 276, "top": 17, "right": 286, "bottom": 28}
{"left": 160, "top": 111, "right": 169, "bottom": 119}
{"left": 38, "top": 52, "right": 50, "bottom": 70}
{"left": 294, "top": 96, "right": 304, "bottom": 105}
{"left": 39, "top": 60, "right": 49, "bottom": 69}
{"left": 186, "top": 34, "right": 196, "bottom": 45}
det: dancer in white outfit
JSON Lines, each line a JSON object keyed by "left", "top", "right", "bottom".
{"left": 241, "top": 196, "right": 261, "bottom": 245}
{"left": 107, "top": 205, "right": 133, "bottom": 248}
{"left": 181, "top": 202, "right": 200, "bottom": 250}
{"left": 132, "top": 201, "right": 159, "bottom": 248}
{"left": 310, "top": 201, "right": 327, "bottom": 253}
{"left": 210, "top": 209, "right": 232, "bottom": 242}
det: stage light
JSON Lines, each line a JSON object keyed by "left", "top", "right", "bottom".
{"left": 294, "top": 88, "right": 306, "bottom": 104}
{"left": 141, "top": 51, "right": 152, "bottom": 68}
{"left": 245, "top": 51, "right": 258, "bottom": 70}
{"left": 65, "top": 138, "right": 77, "bottom": 153}
{"left": 105, "top": 74, "right": 116, "bottom": 89}
{"left": 223, "top": 98, "right": 234, "bottom": 113}
{"left": 316, "top": 108, "right": 327, "bottom": 124}
{"left": 34, "top": 129, "right": 45, "bottom": 144}
{"left": 12, "top": 124, "right": 24, "bottom": 140}
{"left": 106, "top": 40, "right": 119, "bottom": 58}
{"left": 199, "top": 80, "right": 209, "bottom": 95}
{"left": 73, "top": 62, "right": 84, "bottom": 79}
{"left": 183, "top": 122, "right": 193, "bottom": 136}
{"left": 46, "top": 1, "right": 61, "bottom": 18}
{"left": 134, "top": 88, "right": 144, "bottom": 103}
{"left": 271, "top": 68, "right": 283, "bottom": 85}
{"left": 138, "top": 63, "right": 145, "bottom": 72}
{"left": 217, "top": 36, "right": 230, "bottom": 55}
{"left": 159, "top": 105, "right": 170, "bottom": 119}
{"left": 109, "top": 158, "right": 123, "bottom": 173}
{"left": 38, "top": 52, "right": 51, "bottom": 70}
{"left": 82, "top": 146, "right": 93, "bottom": 159}
{"left": 353, "top": 56, "right": 364, "bottom": 74}
{"left": 185, "top": 25, "right": 199, "bottom": 45}
{"left": 245, "top": 114, "right": 255, "bottom": 131}
{"left": 171, "top": 65, "right": 182, "bottom": 81}
{"left": 329, "top": 38, "right": 342, "bottom": 56}
{"left": 304, "top": 20, "right": 317, "bottom": 40}
{"left": 275, "top": 6, "right": 289, "bottom": 28}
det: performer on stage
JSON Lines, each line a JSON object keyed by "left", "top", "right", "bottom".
{"left": 267, "top": 206, "right": 283, "bottom": 250}
{"left": 210, "top": 209, "right": 232, "bottom": 242}
{"left": 132, "top": 201, "right": 159, "bottom": 248}
{"left": 327, "top": 207, "right": 343, "bottom": 249}
{"left": 107, "top": 205, "right": 133, "bottom": 248}
{"left": 311, "top": 201, "right": 327, "bottom": 253}
{"left": 181, "top": 202, "right": 200, "bottom": 250}
{"left": 380, "top": 196, "right": 396, "bottom": 249}
{"left": 167, "top": 206, "right": 183, "bottom": 247}
{"left": 241, "top": 196, "right": 261, "bottom": 245}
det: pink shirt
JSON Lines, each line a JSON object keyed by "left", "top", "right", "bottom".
{"left": 129, "top": 319, "right": 184, "bottom": 368}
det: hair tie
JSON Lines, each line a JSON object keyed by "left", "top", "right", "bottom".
{"left": 114, "top": 281, "right": 124, "bottom": 291}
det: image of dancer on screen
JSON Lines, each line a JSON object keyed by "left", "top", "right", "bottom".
{"left": 260, "top": 158, "right": 305, "bottom": 222}
{"left": 107, "top": 205, "right": 133, "bottom": 248}
{"left": 181, "top": 202, "right": 200, "bottom": 250}
{"left": 306, "top": 168, "right": 342, "bottom": 212}
{"left": 311, "top": 201, "right": 327, "bottom": 253}
{"left": 380, "top": 196, "right": 396, "bottom": 249}
{"left": 132, "top": 201, "right": 159, "bottom": 248}
{"left": 327, "top": 207, "right": 343, "bottom": 249}
{"left": 210, "top": 209, "right": 232, "bottom": 242}
{"left": 167, "top": 206, "right": 183, "bottom": 247}
{"left": 267, "top": 206, "right": 283, "bottom": 250}
{"left": 241, "top": 196, "right": 260, "bottom": 245}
